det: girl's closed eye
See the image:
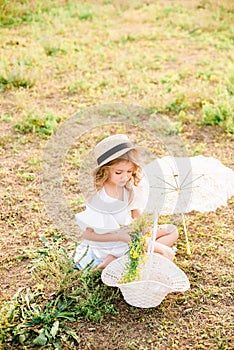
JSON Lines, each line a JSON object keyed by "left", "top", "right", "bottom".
{"left": 115, "top": 170, "right": 132, "bottom": 175}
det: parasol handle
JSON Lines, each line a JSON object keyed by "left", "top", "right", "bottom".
{"left": 150, "top": 211, "right": 158, "bottom": 254}
{"left": 181, "top": 213, "right": 191, "bottom": 255}
{"left": 146, "top": 211, "right": 158, "bottom": 281}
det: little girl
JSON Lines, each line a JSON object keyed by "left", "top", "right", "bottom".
{"left": 74, "top": 134, "right": 178, "bottom": 269}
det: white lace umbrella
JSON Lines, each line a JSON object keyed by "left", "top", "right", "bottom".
{"left": 143, "top": 155, "right": 234, "bottom": 254}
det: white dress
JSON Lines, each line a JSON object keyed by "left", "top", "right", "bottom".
{"left": 74, "top": 185, "right": 147, "bottom": 269}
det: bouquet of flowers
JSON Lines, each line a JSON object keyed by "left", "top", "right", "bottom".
{"left": 119, "top": 214, "right": 153, "bottom": 283}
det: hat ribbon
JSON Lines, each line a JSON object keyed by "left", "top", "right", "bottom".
{"left": 97, "top": 142, "right": 132, "bottom": 166}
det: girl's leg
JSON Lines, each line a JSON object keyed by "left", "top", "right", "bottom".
{"left": 155, "top": 224, "right": 179, "bottom": 247}
{"left": 153, "top": 242, "right": 175, "bottom": 261}
{"left": 97, "top": 254, "right": 117, "bottom": 269}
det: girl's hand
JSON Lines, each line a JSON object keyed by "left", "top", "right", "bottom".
{"left": 117, "top": 229, "right": 131, "bottom": 243}
{"left": 82, "top": 227, "right": 94, "bottom": 240}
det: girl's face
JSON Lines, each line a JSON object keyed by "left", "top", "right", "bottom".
{"left": 107, "top": 161, "right": 134, "bottom": 187}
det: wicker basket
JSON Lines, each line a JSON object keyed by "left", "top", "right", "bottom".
{"left": 101, "top": 253, "right": 190, "bottom": 308}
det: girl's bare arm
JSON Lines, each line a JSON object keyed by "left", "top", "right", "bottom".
{"left": 82, "top": 227, "right": 131, "bottom": 243}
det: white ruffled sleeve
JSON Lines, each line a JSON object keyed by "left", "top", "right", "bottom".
{"left": 75, "top": 207, "right": 120, "bottom": 234}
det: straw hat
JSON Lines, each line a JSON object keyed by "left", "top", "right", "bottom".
{"left": 93, "top": 134, "right": 141, "bottom": 170}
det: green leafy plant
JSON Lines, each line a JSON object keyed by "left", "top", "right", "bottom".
{"left": 201, "top": 96, "right": 234, "bottom": 134}
{"left": 14, "top": 112, "right": 62, "bottom": 136}
{"left": 78, "top": 9, "right": 93, "bottom": 21}
{"left": 0, "top": 288, "right": 82, "bottom": 347}
{"left": 165, "top": 93, "right": 189, "bottom": 114}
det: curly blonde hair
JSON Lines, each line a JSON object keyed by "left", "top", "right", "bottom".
{"left": 93, "top": 150, "right": 143, "bottom": 203}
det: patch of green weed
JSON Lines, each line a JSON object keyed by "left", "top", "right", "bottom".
{"left": 44, "top": 45, "right": 67, "bottom": 57}
{"left": 78, "top": 9, "right": 93, "bottom": 21}
{"left": 0, "top": 112, "right": 13, "bottom": 122}
{"left": 165, "top": 94, "right": 190, "bottom": 114}
{"left": 0, "top": 0, "right": 67, "bottom": 27}
{"left": 226, "top": 70, "right": 234, "bottom": 96}
{"left": 68, "top": 79, "right": 92, "bottom": 94}
{"left": 201, "top": 90, "right": 234, "bottom": 133}
{"left": 0, "top": 63, "right": 36, "bottom": 90}
{"left": 14, "top": 112, "right": 62, "bottom": 136}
